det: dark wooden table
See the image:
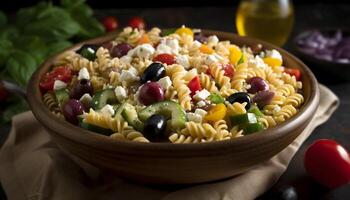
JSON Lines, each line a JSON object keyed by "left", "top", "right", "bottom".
{"left": 1, "top": 4, "right": 350, "bottom": 200}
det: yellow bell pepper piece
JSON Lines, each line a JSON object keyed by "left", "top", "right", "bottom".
{"left": 263, "top": 57, "right": 282, "bottom": 67}
{"left": 200, "top": 44, "right": 214, "bottom": 54}
{"left": 229, "top": 45, "right": 244, "bottom": 64}
{"left": 204, "top": 103, "right": 227, "bottom": 121}
{"left": 175, "top": 27, "right": 194, "bottom": 38}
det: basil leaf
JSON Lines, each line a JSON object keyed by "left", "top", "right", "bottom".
{"left": 6, "top": 50, "right": 37, "bottom": 86}
{"left": 162, "top": 28, "right": 177, "bottom": 36}
{"left": 0, "top": 26, "right": 19, "bottom": 41}
{"left": 0, "top": 11, "right": 7, "bottom": 28}
{"left": 15, "top": 36, "right": 47, "bottom": 64}
{"left": 0, "top": 39, "right": 14, "bottom": 67}
{"left": 209, "top": 93, "right": 225, "bottom": 104}
{"left": 60, "top": 0, "right": 86, "bottom": 9}
{"left": 47, "top": 41, "right": 72, "bottom": 56}
{"left": 19, "top": 4, "right": 80, "bottom": 41}
{"left": 237, "top": 54, "right": 244, "bottom": 65}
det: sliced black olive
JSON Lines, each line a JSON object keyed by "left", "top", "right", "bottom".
{"left": 140, "top": 62, "right": 166, "bottom": 83}
{"left": 226, "top": 92, "right": 251, "bottom": 110}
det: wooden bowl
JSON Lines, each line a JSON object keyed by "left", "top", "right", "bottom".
{"left": 27, "top": 30, "right": 319, "bottom": 184}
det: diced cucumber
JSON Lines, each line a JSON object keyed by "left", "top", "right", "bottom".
{"left": 122, "top": 103, "right": 144, "bottom": 131}
{"left": 55, "top": 89, "right": 69, "bottom": 108}
{"left": 248, "top": 105, "right": 264, "bottom": 118}
{"left": 242, "top": 123, "right": 264, "bottom": 135}
{"left": 139, "top": 101, "right": 186, "bottom": 129}
{"left": 229, "top": 113, "right": 257, "bottom": 126}
{"left": 92, "top": 89, "right": 118, "bottom": 110}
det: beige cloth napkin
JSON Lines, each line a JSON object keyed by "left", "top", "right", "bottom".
{"left": 0, "top": 84, "right": 339, "bottom": 200}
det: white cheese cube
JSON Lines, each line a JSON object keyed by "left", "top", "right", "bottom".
{"left": 128, "top": 44, "right": 155, "bottom": 59}
{"left": 266, "top": 49, "right": 282, "bottom": 61}
{"left": 196, "top": 100, "right": 206, "bottom": 107}
{"left": 194, "top": 108, "right": 207, "bottom": 117}
{"left": 205, "top": 55, "right": 219, "bottom": 65}
{"left": 53, "top": 80, "right": 67, "bottom": 90}
{"left": 192, "top": 40, "right": 202, "bottom": 49}
{"left": 78, "top": 67, "right": 90, "bottom": 80}
{"left": 100, "top": 104, "right": 115, "bottom": 116}
{"left": 186, "top": 112, "right": 202, "bottom": 123}
{"left": 114, "top": 86, "right": 128, "bottom": 101}
{"left": 208, "top": 35, "right": 219, "bottom": 45}
{"left": 120, "top": 68, "right": 139, "bottom": 82}
{"left": 156, "top": 43, "right": 172, "bottom": 55}
{"left": 120, "top": 56, "right": 132, "bottom": 65}
{"left": 193, "top": 89, "right": 211, "bottom": 101}
{"left": 157, "top": 76, "right": 172, "bottom": 90}
{"left": 176, "top": 54, "right": 190, "bottom": 69}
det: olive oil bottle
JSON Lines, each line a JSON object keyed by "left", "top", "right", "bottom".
{"left": 236, "top": 0, "right": 294, "bottom": 46}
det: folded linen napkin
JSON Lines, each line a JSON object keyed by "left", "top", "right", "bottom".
{"left": 0, "top": 84, "right": 339, "bottom": 200}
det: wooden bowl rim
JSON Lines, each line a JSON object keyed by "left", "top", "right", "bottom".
{"left": 27, "top": 29, "right": 319, "bottom": 153}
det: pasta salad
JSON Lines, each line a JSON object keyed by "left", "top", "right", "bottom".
{"left": 40, "top": 26, "right": 304, "bottom": 143}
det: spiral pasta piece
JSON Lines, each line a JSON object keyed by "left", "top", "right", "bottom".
{"left": 284, "top": 93, "right": 304, "bottom": 107}
{"left": 213, "top": 120, "right": 231, "bottom": 140}
{"left": 199, "top": 73, "right": 219, "bottom": 93}
{"left": 230, "top": 126, "right": 244, "bottom": 138}
{"left": 96, "top": 47, "right": 112, "bottom": 72}
{"left": 110, "top": 127, "right": 149, "bottom": 142}
{"left": 210, "top": 63, "right": 230, "bottom": 89}
{"left": 83, "top": 109, "right": 128, "bottom": 133}
{"left": 258, "top": 115, "right": 277, "bottom": 128}
{"left": 274, "top": 105, "right": 297, "bottom": 123}
{"left": 281, "top": 72, "right": 302, "bottom": 89}
{"left": 43, "top": 92, "right": 61, "bottom": 113}
{"left": 226, "top": 102, "right": 247, "bottom": 116}
{"left": 168, "top": 133, "right": 203, "bottom": 143}
{"left": 109, "top": 71, "right": 121, "bottom": 87}
{"left": 180, "top": 122, "right": 217, "bottom": 139}
{"left": 231, "top": 63, "right": 248, "bottom": 91}
{"left": 167, "top": 65, "right": 192, "bottom": 111}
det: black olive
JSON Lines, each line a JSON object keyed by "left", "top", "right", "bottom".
{"left": 69, "top": 79, "right": 93, "bottom": 100}
{"left": 270, "top": 185, "right": 298, "bottom": 200}
{"left": 140, "top": 62, "right": 166, "bottom": 83}
{"left": 226, "top": 92, "right": 251, "bottom": 110}
{"left": 143, "top": 115, "right": 167, "bottom": 141}
{"left": 77, "top": 44, "right": 99, "bottom": 61}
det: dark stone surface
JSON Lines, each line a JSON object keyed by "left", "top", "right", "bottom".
{"left": 1, "top": 4, "right": 350, "bottom": 200}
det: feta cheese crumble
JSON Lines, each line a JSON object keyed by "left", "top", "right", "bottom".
{"left": 157, "top": 76, "right": 172, "bottom": 90}
{"left": 78, "top": 67, "right": 90, "bottom": 80}
{"left": 114, "top": 86, "right": 127, "bottom": 102}
{"left": 53, "top": 80, "right": 67, "bottom": 90}
{"left": 100, "top": 104, "right": 115, "bottom": 116}
{"left": 193, "top": 89, "right": 211, "bottom": 101}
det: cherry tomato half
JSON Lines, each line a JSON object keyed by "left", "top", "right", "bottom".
{"left": 40, "top": 66, "right": 72, "bottom": 92}
{"left": 153, "top": 53, "right": 176, "bottom": 65}
{"left": 285, "top": 68, "right": 301, "bottom": 81}
{"left": 304, "top": 139, "right": 350, "bottom": 188}
{"left": 223, "top": 64, "right": 234, "bottom": 78}
{"left": 102, "top": 16, "right": 118, "bottom": 32}
{"left": 188, "top": 76, "right": 202, "bottom": 96}
{"left": 128, "top": 17, "right": 145, "bottom": 29}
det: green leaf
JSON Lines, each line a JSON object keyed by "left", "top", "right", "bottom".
{"left": 0, "top": 11, "right": 7, "bottom": 28}
{"left": 15, "top": 36, "right": 47, "bottom": 64}
{"left": 46, "top": 41, "right": 72, "bottom": 56}
{"left": 18, "top": 3, "right": 80, "bottom": 42}
{"left": 0, "top": 26, "right": 19, "bottom": 41}
{"left": 60, "top": 0, "right": 86, "bottom": 8}
{"left": 162, "top": 28, "right": 177, "bottom": 36}
{"left": 6, "top": 50, "right": 37, "bottom": 86}
{"left": 209, "top": 93, "right": 225, "bottom": 104}
{"left": 0, "top": 98, "right": 28, "bottom": 124}
{"left": 0, "top": 39, "right": 14, "bottom": 67}
{"left": 66, "top": 4, "right": 104, "bottom": 40}
{"left": 237, "top": 54, "right": 244, "bottom": 65}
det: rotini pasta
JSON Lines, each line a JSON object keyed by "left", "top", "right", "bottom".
{"left": 41, "top": 26, "right": 305, "bottom": 144}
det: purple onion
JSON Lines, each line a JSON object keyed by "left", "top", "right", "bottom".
{"left": 253, "top": 91, "right": 275, "bottom": 109}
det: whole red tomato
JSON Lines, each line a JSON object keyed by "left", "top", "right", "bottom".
{"left": 102, "top": 16, "right": 118, "bottom": 32}
{"left": 128, "top": 17, "right": 145, "bottom": 29}
{"left": 304, "top": 139, "right": 350, "bottom": 188}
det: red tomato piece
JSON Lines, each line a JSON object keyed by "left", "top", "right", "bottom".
{"left": 40, "top": 66, "right": 72, "bottom": 92}
{"left": 188, "top": 76, "right": 202, "bottom": 96}
{"left": 304, "top": 139, "right": 350, "bottom": 188}
{"left": 223, "top": 64, "right": 234, "bottom": 77}
{"left": 153, "top": 53, "right": 176, "bottom": 65}
{"left": 102, "top": 16, "right": 118, "bottom": 32}
{"left": 128, "top": 17, "right": 145, "bottom": 29}
{"left": 285, "top": 68, "right": 301, "bottom": 81}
